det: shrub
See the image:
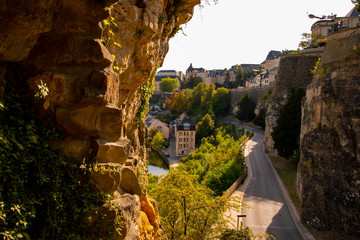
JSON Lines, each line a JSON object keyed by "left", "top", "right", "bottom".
{"left": 202, "top": 159, "right": 244, "bottom": 195}
{"left": 317, "top": 38, "right": 327, "bottom": 47}
{"left": 253, "top": 108, "right": 267, "bottom": 129}
{"left": 220, "top": 228, "right": 252, "bottom": 240}
{"left": 0, "top": 81, "right": 105, "bottom": 239}
{"left": 236, "top": 94, "right": 256, "bottom": 122}
{"left": 271, "top": 88, "right": 305, "bottom": 158}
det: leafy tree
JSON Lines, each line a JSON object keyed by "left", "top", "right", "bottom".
{"left": 196, "top": 114, "right": 215, "bottom": 146}
{"left": 298, "top": 32, "right": 312, "bottom": 49}
{"left": 298, "top": 32, "right": 322, "bottom": 49}
{"left": 253, "top": 108, "right": 267, "bottom": 129}
{"left": 188, "top": 82, "right": 208, "bottom": 115}
{"left": 151, "top": 131, "right": 165, "bottom": 150}
{"left": 159, "top": 77, "right": 179, "bottom": 92}
{"left": 236, "top": 65, "right": 245, "bottom": 87}
{"left": 223, "top": 71, "right": 234, "bottom": 89}
{"left": 271, "top": 88, "right": 305, "bottom": 158}
{"left": 182, "top": 76, "right": 203, "bottom": 89}
{"left": 236, "top": 94, "right": 256, "bottom": 122}
{"left": 166, "top": 90, "right": 190, "bottom": 115}
{"left": 191, "top": 82, "right": 208, "bottom": 107}
{"left": 220, "top": 228, "right": 253, "bottom": 240}
{"left": 353, "top": 0, "right": 360, "bottom": 11}
{"left": 150, "top": 170, "right": 241, "bottom": 240}
{"left": 212, "top": 87, "right": 230, "bottom": 117}
{"left": 201, "top": 83, "right": 216, "bottom": 115}
{"left": 202, "top": 158, "right": 244, "bottom": 195}
{"left": 148, "top": 128, "right": 158, "bottom": 139}
{"left": 181, "top": 128, "right": 245, "bottom": 193}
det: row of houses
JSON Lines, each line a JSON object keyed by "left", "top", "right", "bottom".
{"left": 185, "top": 50, "right": 284, "bottom": 87}
{"left": 155, "top": 8, "right": 360, "bottom": 91}
{"left": 154, "top": 49, "right": 282, "bottom": 91}
{"left": 146, "top": 113, "right": 196, "bottom": 156}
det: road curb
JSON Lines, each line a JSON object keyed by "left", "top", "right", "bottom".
{"left": 262, "top": 144, "right": 315, "bottom": 240}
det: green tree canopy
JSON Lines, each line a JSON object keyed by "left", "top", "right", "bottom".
{"left": 201, "top": 83, "right": 216, "bottom": 115}
{"left": 253, "top": 108, "right": 267, "bottom": 129}
{"left": 159, "top": 77, "right": 179, "bottom": 92}
{"left": 150, "top": 170, "right": 241, "bottom": 240}
{"left": 235, "top": 65, "right": 245, "bottom": 87}
{"left": 188, "top": 82, "right": 209, "bottom": 115}
{"left": 271, "top": 88, "right": 305, "bottom": 158}
{"left": 166, "top": 90, "right": 190, "bottom": 115}
{"left": 151, "top": 131, "right": 165, "bottom": 150}
{"left": 148, "top": 128, "right": 158, "bottom": 139}
{"left": 182, "top": 76, "right": 203, "bottom": 89}
{"left": 212, "top": 87, "right": 230, "bottom": 117}
{"left": 354, "top": 0, "right": 360, "bottom": 11}
{"left": 196, "top": 114, "right": 215, "bottom": 146}
{"left": 236, "top": 94, "right": 256, "bottom": 122}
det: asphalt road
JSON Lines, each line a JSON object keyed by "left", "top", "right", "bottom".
{"left": 241, "top": 127, "right": 302, "bottom": 240}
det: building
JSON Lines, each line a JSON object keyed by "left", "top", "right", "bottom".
{"left": 245, "top": 75, "right": 258, "bottom": 88}
{"left": 263, "top": 50, "right": 281, "bottom": 72}
{"left": 174, "top": 114, "right": 196, "bottom": 156}
{"left": 185, "top": 63, "right": 207, "bottom": 81}
{"left": 311, "top": 7, "right": 360, "bottom": 41}
{"left": 240, "top": 64, "right": 260, "bottom": 73}
{"left": 145, "top": 114, "right": 169, "bottom": 139}
{"left": 260, "top": 71, "right": 269, "bottom": 86}
{"left": 259, "top": 50, "right": 282, "bottom": 86}
{"left": 205, "top": 69, "right": 226, "bottom": 85}
{"left": 186, "top": 64, "right": 241, "bottom": 86}
{"left": 154, "top": 70, "right": 184, "bottom": 93}
{"left": 268, "top": 67, "right": 278, "bottom": 86}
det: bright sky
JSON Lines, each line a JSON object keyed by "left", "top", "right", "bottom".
{"left": 159, "top": 0, "right": 355, "bottom": 73}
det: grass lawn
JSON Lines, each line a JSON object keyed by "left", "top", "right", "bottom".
{"left": 268, "top": 154, "right": 301, "bottom": 213}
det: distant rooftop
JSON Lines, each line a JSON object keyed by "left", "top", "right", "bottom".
{"left": 266, "top": 50, "right": 282, "bottom": 60}
{"left": 158, "top": 70, "right": 176, "bottom": 73}
{"left": 346, "top": 7, "right": 360, "bottom": 17}
{"left": 177, "top": 117, "right": 196, "bottom": 131}
{"left": 186, "top": 63, "right": 205, "bottom": 73}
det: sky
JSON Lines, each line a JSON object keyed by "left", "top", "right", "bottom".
{"left": 159, "top": 0, "right": 356, "bottom": 73}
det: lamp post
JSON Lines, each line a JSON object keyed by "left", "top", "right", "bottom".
{"left": 237, "top": 214, "right": 247, "bottom": 230}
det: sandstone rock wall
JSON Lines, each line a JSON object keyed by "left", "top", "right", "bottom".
{"left": 0, "top": 0, "right": 199, "bottom": 239}
{"left": 229, "top": 86, "right": 272, "bottom": 113}
{"left": 264, "top": 53, "right": 320, "bottom": 154}
{"left": 299, "top": 27, "right": 360, "bottom": 236}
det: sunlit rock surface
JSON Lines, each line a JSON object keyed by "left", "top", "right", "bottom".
{"left": 299, "top": 27, "right": 360, "bottom": 236}
{"left": 0, "top": 0, "right": 199, "bottom": 238}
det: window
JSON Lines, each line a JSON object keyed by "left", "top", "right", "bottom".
{"left": 179, "top": 132, "right": 183, "bottom": 136}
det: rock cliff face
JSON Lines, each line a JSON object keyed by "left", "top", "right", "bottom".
{"left": 0, "top": 0, "right": 199, "bottom": 239}
{"left": 299, "top": 27, "right": 360, "bottom": 236}
{"left": 229, "top": 86, "right": 272, "bottom": 114}
{"left": 264, "top": 53, "right": 320, "bottom": 154}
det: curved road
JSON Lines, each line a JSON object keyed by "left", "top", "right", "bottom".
{"left": 231, "top": 126, "right": 302, "bottom": 239}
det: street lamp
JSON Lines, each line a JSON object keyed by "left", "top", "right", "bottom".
{"left": 237, "top": 214, "right": 247, "bottom": 230}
